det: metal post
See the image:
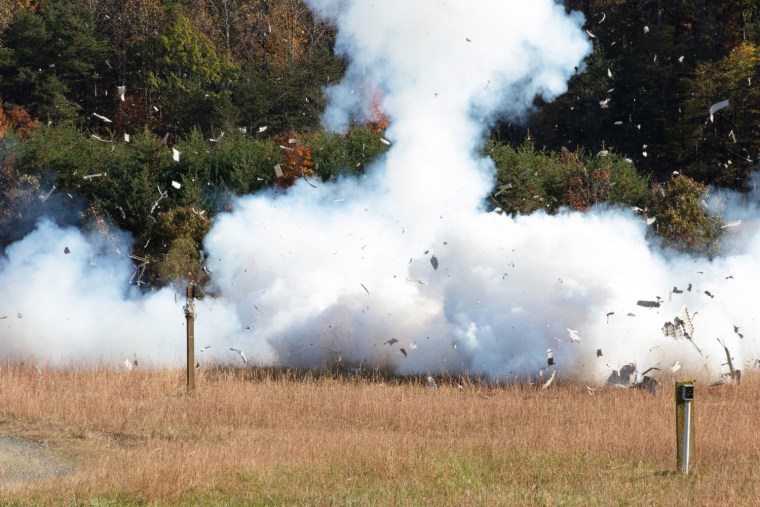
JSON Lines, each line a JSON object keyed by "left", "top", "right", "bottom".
{"left": 184, "top": 284, "right": 196, "bottom": 392}
{"left": 675, "top": 380, "right": 695, "bottom": 474}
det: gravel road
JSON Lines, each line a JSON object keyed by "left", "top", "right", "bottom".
{"left": 0, "top": 435, "right": 72, "bottom": 485}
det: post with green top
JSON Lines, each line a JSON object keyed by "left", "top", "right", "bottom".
{"left": 675, "top": 380, "right": 695, "bottom": 474}
{"left": 184, "top": 284, "right": 196, "bottom": 392}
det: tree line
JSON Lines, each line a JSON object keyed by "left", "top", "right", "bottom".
{"left": 1, "top": 0, "right": 755, "bottom": 288}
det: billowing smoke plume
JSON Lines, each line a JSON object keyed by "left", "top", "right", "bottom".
{"left": 2, "top": 0, "right": 760, "bottom": 383}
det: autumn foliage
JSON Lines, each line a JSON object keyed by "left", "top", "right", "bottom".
{"left": 275, "top": 131, "right": 316, "bottom": 188}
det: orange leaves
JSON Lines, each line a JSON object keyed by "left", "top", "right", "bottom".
{"left": 368, "top": 93, "right": 389, "bottom": 133}
{"left": 0, "top": 99, "right": 38, "bottom": 139}
{"left": 0, "top": 99, "right": 6, "bottom": 140}
{"left": 275, "top": 131, "right": 316, "bottom": 188}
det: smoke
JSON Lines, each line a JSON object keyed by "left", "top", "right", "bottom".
{"left": 2, "top": 0, "right": 760, "bottom": 383}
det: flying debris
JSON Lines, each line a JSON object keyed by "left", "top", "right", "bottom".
{"left": 360, "top": 283, "right": 369, "bottom": 294}
{"left": 542, "top": 370, "right": 557, "bottom": 389}
{"left": 172, "top": 148, "right": 180, "bottom": 162}
{"left": 636, "top": 300, "right": 661, "bottom": 308}
{"left": 124, "top": 133, "right": 130, "bottom": 143}
{"left": 734, "top": 325, "right": 744, "bottom": 339}
{"left": 643, "top": 25, "right": 650, "bottom": 34}
{"left": 721, "top": 220, "right": 742, "bottom": 228}
{"left": 671, "top": 361, "right": 682, "bottom": 373}
{"left": 606, "top": 311, "right": 614, "bottom": 323}
{"left": 585, "top": 30, "right": 596, "bottom": 38}
{"left": 92, "top": 112, "right": 112, "bottom": 123}
{"left": 607, "top": 68, "right": 612, "bottom": 79}
{"left": 229, "top": 348, "right": 248, "bottom": 364}
{"left": 380, "top": 138, "right": 391, "bottom": 145}
{"left": 494, "top": 183, "right": 513, "bottom": 197}
{"left": 117, "top": 85, "right": 126, "bottom": 101}
{"left": 209, "top": 132, "right": 225, "bottom": 142}
{"left": 384, "top": 338, "right": 398, "bottom": 346}
{"left": 64, "top": 246, "right": 70, "bottom": 254}
{"left": 566, "top": 328, "right": 582, "bottom": 342}
{"left": 662, "top": 306, "right": 695, "bottom": 340}
{"left": 607, "top": 364, "right": 635, "bottom": 387}
{"left": 635, "top": 375, "right": 660, "bottom": 395}
{"left": 597, "top": 349, "right": 603, "bottom": 357}
{"left": 171, "top": 181, "right": 181, "bottom": 190}
{"left": 598, "top": 12, "right": 606, "bottom": 23}
{"left": 122, "top": 358, "right": 134, "bottom": 371}
{"left": 274, "top": 164, "right": 284, "bottom": 178}
{"left": 257, "top": 126, "right": 268, "bottom": 133}
{"left": 399, "top": 348, "right": 407, "bottom": 357}
{"left": 704, "top": 290, "right": 714, "bottom": 299}
{"left": 430, "top": 255, "right": 439, "bottom": 270}
{"left": 672, "top": 286, "right": 683, "bottom": 294}
{"left": 717, "top": 338, "right": 741, "bottom": 385}
{"left": 547, "top": 348, "right": 554, "bottom": 366}
{"left": 83, "top": 173, "right": 104, "bottom": 181}
{"left": 427, "top": 376, "right": 438, "bottom": 389}
{"left": 709, "top": 99, "right": 729, "bottom": 122}
{"left": 678, "top": 55, "right": 685, "bottom": 63}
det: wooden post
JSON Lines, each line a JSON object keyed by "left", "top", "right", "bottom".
{"left": 184, "top": 284, "right": 196, "bottom": 392}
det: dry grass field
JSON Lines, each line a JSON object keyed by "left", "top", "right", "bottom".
{"left": 0, "top": 363, "right": 759, "bottom": 506}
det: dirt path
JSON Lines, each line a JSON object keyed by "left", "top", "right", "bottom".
{"left": 0, "top": 435, "right": 72, "bottom": 485}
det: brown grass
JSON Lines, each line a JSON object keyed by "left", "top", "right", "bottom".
{"left": 1, "top": 363, "right": 759, "bottom": 505}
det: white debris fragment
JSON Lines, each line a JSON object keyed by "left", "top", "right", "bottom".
{"left": 230, "top": 348, "right": 248, "bottom": 364}
{"left": 124, "top": 133, "right": 130, "bottom": 143}
{"left": 542, "top": 370, "right": 556, "bottom": 389}
{"left": 678, "top": 56, "right": 684, "bottom": 63}
{"left": 709, "top": 99, "right": 730, "bottom": 122}
{"left": 171, "top": 180, "right": 181, "bottom": 189}
{"left": 643, "top": 25, "right": 650, "bottom": 34}
{"left": 274, "top": 164, "right": 283, "bottom": 177}
{"left": 257, "top": 126, "right": 268, "bottom": 133}
{"left": 92, "top": 112, "right": 112, "bottom": 123}
{"left": 585, "top": 29, "right": 596, "bottom": 38}
{"left": 117, "top": 85, "right": 126, "bottom": 101}
{"left": 607, "top": 68, "right": 612, "bottom": 78}
{"left": 721, "top": 220, "right": 742, "bottom": 228}
{"left": 172, "top": 148, "right": 180, "bottom": 162}
{"left": 380, "top": 138, "right": 391, "bottom": 145}
{"left": 427, "top": 375, "right": 437, "bottom": 389}
{"left": 566, "top": 328, "right": 582, "bottom": 342}
{"left": 597, "top": 150, "right": 609, "bottom": 157}
{"left": 670, "top": 361, "right": 682, "bottom": 373}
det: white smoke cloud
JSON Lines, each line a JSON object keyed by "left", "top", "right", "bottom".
{"left": 2, "top": 0, "right": 760, "bottom": 384}
{"left": 0, "top": 219, "right": 252, "bottom": 366}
